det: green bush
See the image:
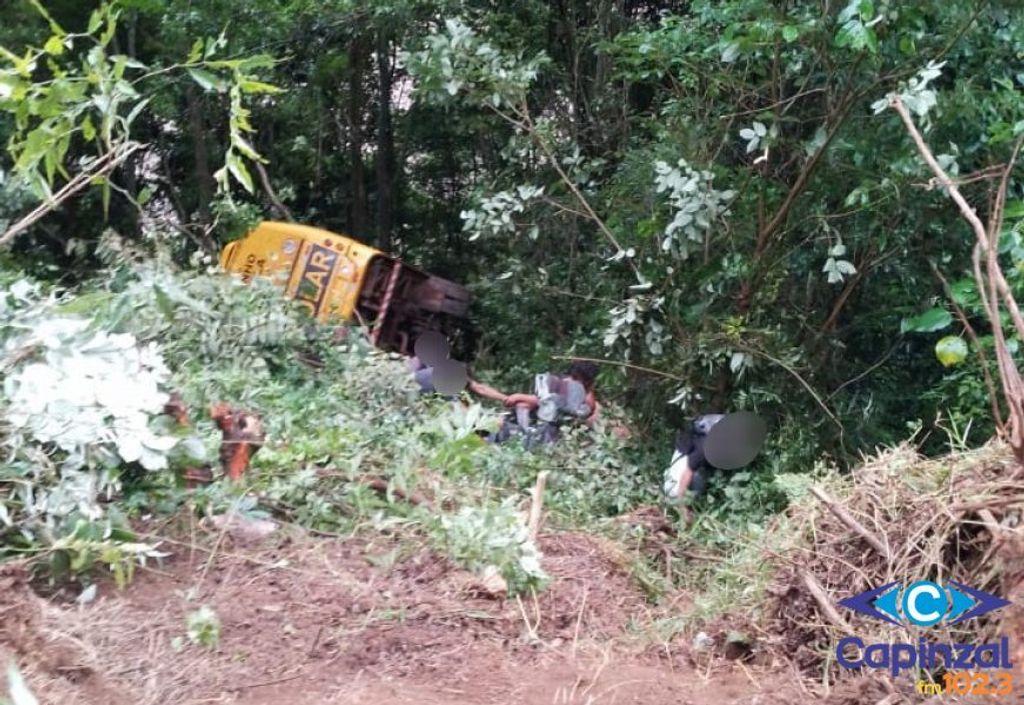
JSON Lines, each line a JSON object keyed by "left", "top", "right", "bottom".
{"left": 431, "top": 499, "right": 548, "bottom": 596}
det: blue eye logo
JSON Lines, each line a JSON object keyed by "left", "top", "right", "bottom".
{"left": 840, "top": 581, "right": 1010, "bottom": 627}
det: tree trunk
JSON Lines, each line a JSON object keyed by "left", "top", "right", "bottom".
{"left": 120, "top": 12, "right": 140, "bottom": 234}
{"left": 375, "top": 32, "right": 395, "bottom": 252}
{"left": 186, "top": 84, "right": 214, "bottom": 224}
{"left": 347, "top": 37, "right": 368, "bottom": 238}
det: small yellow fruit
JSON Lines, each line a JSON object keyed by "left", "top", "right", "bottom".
{"left": 935, "top": 336, "right": 968, "bottom": 367}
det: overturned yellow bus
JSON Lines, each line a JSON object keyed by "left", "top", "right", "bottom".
{"left": 220, "top": 221, "right": 471, "bottom": 354}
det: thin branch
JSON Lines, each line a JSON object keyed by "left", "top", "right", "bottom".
{"left": 891, "top": 99, "right": 989, "bottom": 242}
{"left": 748, "top": 51, "right": 869, "bottom": 262}
{"left": 518, "top": 107, "right": 642, "bottom": 279}
{"left": 868, "top": 5, "right": 984, "bottom": 90}
{"left": 890, "top": 96, "right": 1024, "bottom": 344}
{"left": 550, "top": 354, "right": 687, "bottom": 382}
{"left": 254, "top": 161, "right": 294, "bottom": 221}
{"left": 737, "top": 344, "right": 845, "bottom": 434}
{"left": 810, "top": 486, "right": 890, "bottom": 560}
{"left": 539, "top": 286, "right": 618, "bottom": 305}
{"left": 827, "top": 339, "right": 902, "bottom": 401}
{"left": 718, "top": 87, "right": 827, "bottom": 120}
{"left": 973, "top": 242, "right": 1023, "bottom": 412}
{"left": 912, "top": 164, "right": 1006, "bottom": 191}
{"left": 990, "top": 135, "right": 1024, "bottom": 239}
{"left": 527, "top": 471, "right": 549, "bottom": 541}
{"left": 757, "top": 94, "right": 855, "bottom": 244}
{"left": 929, "top": 260, "right": 1005, "bottom": 433}
{"left": 0, "top": 143, "right": 144, "bottom": 248}
{"left": 800, "top": 570, "right": 854, "bottom": 633}
{"left": 482, "top": 100, "right": 641, "bottom": 279}
{"left": 820, "top": 268, "right": 866, "bottom": 332}
{"left": 539, "top": 195, "right": 590, "bottom": 220}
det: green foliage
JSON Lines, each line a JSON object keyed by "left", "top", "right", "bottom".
{"left": 0, "top": 0, "right": 277, "bottom": 245}
{"left": 476, "top": 425, "right": 657, "bottom": 523}
{"left": 0, "top": 276, "right": 189, "bottom": 576}
{"left": 835, "top": 0, "right": 882, "bottom": 54}
{"left": 402, "top": 18, "right": 548, "bottom": 110}
{"left": 100, "top": 265, "right": 315, "bottom": 373}
{"left": 921, "top": 360, "right": 996, "bottom": 450}
{"left": 3, "top": 0, "right": 1024, "bottom": 577}
{"left": 0, "top": 262, "right": 663, "bottom": 593}
{"left": 901, "top": 307, "right": 952, "bottom": 333}
{"left": 1, "top": 3, "right": 1019, "bottom": 464}
{"left": 185, "top": 605, "right": 221, "bottom": 649}
{"left": 47, "top": 519, "right": 167, "bottom": 588}
{"left": 431, "top": 1, "right": 1024, "bottom": 474}
{"left": 4, "top": 316, "right": 179, "bottom": 471}
{"left": 675, "top": 516, "right": 780, "bottom": 627}
{"left": 431, "top": 498, "right": 547, "bottom": 596}
{"left": 652, "top": 159, "right": 734, "bottom": 260}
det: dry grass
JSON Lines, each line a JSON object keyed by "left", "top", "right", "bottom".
{"left": 764, "top": 441, "right": 1024, "bottom": 677}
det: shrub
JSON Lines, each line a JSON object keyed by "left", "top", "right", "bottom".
{"left": 432, "top": 499, "right": 548, "bottom": 596}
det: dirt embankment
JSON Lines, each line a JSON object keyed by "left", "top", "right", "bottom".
{"left": 12, "top": 443, "right": 1020, "bottom": 705}
{"left": 1, "top": 526, "right": 805, "bottom": 705}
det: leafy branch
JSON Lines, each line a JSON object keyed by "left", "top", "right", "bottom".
{"left": 402, "top": 18, "right": 641, "bottom": 279}
{"left": 889, "top": 90, "right": 1024, "bottom": 463}
{"left": 0, "top": 1, "right": 280, "bottom": 247}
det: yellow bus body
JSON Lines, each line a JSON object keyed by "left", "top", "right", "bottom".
{"left": 219, "top": 221, "right": 380, "bottom": 322}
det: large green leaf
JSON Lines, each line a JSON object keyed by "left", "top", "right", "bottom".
{"left": 949, "top": 278, "right": 976, "bottom": 306}
{"left": 900, "top": 307, "right": 952, "bottom": 333}
{"left": 187, "top": 68, "right": 226, "bottom": 93}
{"left": 1004, "top": 200, "right": 1024, "bottom": 219}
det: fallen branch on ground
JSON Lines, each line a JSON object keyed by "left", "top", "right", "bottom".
{"left": 810, "top": 486, "right": 890, "bottom": 559}
{"left": 800, "top": 570, "right": 853, "bottom": 633}
{"left": 528, "top": 471, "right": 549, "bottom": 540}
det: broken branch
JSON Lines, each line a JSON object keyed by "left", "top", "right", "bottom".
{"left": 0, "top": 143, "right": 144, "bottom": 248}
{"left": 810, "top": 486, "right": 889, "bottom": 559}
{"left": 800, "top": 570, "right": 854, "bottom": 633}
{"left": 528, "top": 471, "right": 549, "bottom": 541}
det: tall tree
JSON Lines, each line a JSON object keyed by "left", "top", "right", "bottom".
{"left": 347, "top": 35, "right": 369, "bottom": 238}
{"left": 376, "top": 30, "right": 396, "bottom": 251}
{"left": 186, "top": 85, "right": 216, "bottom": 224}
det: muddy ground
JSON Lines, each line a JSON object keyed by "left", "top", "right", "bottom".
{"left": 1, "top": 521, "right": 886, "bottom": 705}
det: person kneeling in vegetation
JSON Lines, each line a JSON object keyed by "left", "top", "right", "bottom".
{"left": 469, "top": 360, "right": 600, "bottom": 448}
{"left": 663, "top": 414, "right": 724, "bottom": 519}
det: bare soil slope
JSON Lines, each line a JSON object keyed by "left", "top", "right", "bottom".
{"left": 1, "top": 526, "right": 806, "bottom": 705}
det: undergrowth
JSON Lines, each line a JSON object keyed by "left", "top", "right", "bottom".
{"left": 5, "top": 259, "right": 1010, "bottom": 670}
{"left": 0, "top": 263, "right": 667, "bottom": 596}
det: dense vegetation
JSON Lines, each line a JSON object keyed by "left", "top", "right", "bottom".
{"left": 3, "top": 0, "right": 1024, "bottom": 579}
{"left": 0, "top": 264, "right": 667, "bottom": 593}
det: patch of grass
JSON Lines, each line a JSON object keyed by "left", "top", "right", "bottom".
{"left": 671, "top": 514, "right": 795, "bottom": 631}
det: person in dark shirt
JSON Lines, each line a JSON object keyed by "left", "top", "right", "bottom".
{"left": 663, "top": 414, "right": 725, "bottom": 505}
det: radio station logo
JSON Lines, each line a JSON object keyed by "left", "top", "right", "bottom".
{"left": 840, "top": 580, "right": 1010, "bottom": 628}
{"left": 835, "top": 579, "right": 1015, "bottom": 697}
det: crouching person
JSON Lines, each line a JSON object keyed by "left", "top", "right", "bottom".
{"left": 486, "top": 360, "right": 600, "bottom": 448}
{"left": 663, "top": 414, "right": 725, "bottom": 519}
